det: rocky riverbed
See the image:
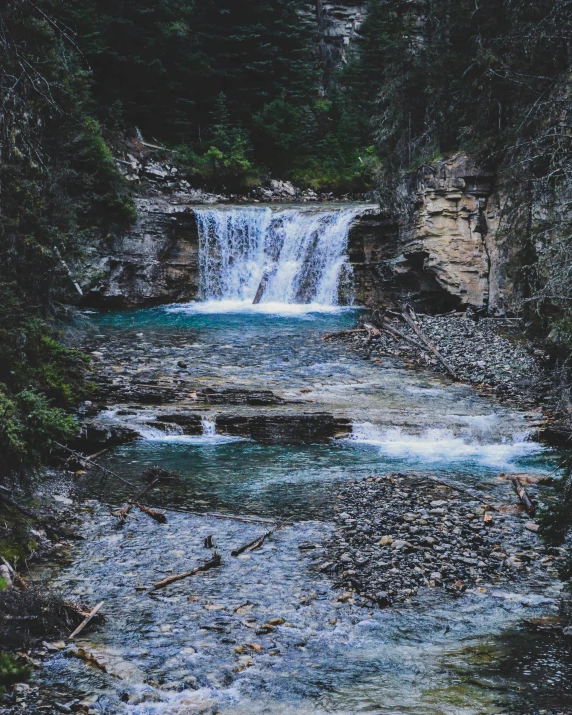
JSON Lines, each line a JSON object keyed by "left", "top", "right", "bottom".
{"left": 338, "top": 312, "right": 550, "bottom": 407}
{"left": 325, "top": 472, "right": 565, "bottom": 607}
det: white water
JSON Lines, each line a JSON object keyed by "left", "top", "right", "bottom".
{"left": 347, "top": 423, "right": 543, "bottom": 469}
{"left": 103, "top": 411, "right": 244, "bottom": 445}
{"left": 195, "top": 206, "right": 363, "bottom": 305}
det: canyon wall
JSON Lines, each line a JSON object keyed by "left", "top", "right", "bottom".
{"left": 79, "top": 154, "right": 512, "bottom": 313}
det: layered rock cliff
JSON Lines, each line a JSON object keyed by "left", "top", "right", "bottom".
{"left": 391, "top": 154, "right": 509, "bottom": 312}
{"left": 79, "top": 154, "right": 512, "bottom": 313}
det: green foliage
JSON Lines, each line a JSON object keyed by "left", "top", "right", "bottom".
{"left": 0, "top": 0, "right": 132, "bottom": 478}
{"left": 0, "top": 654, "right": 29, "bottom": 695}
{"left": 180, "top": 94, "right": 261, "bottom": 190}
{"left": 0, "top": 387, "right": 78, "bottom": 475}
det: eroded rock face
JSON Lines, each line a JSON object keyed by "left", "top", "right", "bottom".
{"left": 303, "top": 2, "right": 367, "bottom": 59}
{"left": 399, "top": 154, "right": 499, "bottom": 309}
{"left": 81, "top": 197, "right": 200, "bottom": 308}
{"left": 79, "top": 154, "right": 507, "bottom": 313}
{"left": 347, "top": 154, "right": 508, "bottom": 312}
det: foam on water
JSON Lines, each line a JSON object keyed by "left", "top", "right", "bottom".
{"left": 164, "top": 298, "right": 351, "bottom": 317}
{"left": 134, "top": 426, "right": 244, "bottom": 445}
{"left": 347, "top": 423, "right": 543, "bottom": 469}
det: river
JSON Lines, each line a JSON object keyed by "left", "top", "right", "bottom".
{"left": 37, "top": 205, "right": 571, "bottom": 714}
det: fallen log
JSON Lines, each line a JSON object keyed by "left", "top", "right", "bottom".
{"left": 380, "top": 321, "right": 427, "bottom": 351}
{"left": 152, "top": 553, "right": 222, "bottom": 590}
{"left": 69, "top": 601, "right": 105, "bottom": 639}
{"left": 134, "top": 502, "right": 167, "bottom": 524}
{"left": 399, "top": 307, "right": 458, "bottom": 380}
{"left": 509, "top": 476, "right": 536, "bottom": 515}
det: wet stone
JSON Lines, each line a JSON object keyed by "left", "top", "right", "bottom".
{"left": 324, "top": 473, "right": 557, "bottom": 606}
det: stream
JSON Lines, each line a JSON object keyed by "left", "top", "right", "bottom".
{"left": 36, "top": 205, "right": 572, "bottom": 714}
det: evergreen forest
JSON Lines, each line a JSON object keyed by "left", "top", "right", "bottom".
{"left": 1, "top": 1, "right": 572, "bottom": 703}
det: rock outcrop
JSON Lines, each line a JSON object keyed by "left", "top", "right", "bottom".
{"left": 397, "top": 154, "right": 500, "bottom": 309}
{"left": 79, "top": 152, "right": 511, "bottom": 313}
{"left": 346, "top": 154, "right": 509, "bottom": 312}
{"left": 81, "top": 197, "right": 200, "bottom": 308}
{"left": 304, "top": 2, "right": 367, "bottom": 60}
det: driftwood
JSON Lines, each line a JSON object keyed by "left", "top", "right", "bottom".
{"left": 231, "top": 524, "right": 283, "bottom": 557}
{"left": 152, "top": 553, "right": 222, "bottom": 590}
{"left": 509, "top": 476, "right": 536, "bottom": 515}
{"left": 399, "top": 307, "right": 458, "bottom": 380}
{"left": 114, "top": 478, "right": 161, "bottom": 525}
{"left": 131, "top": 504, "right": 291, "bottom": 526}
{"left": 204, "top": 535, "right": 214, "bottom": 549}
{"left": 134, "top": 503, "right": 167, "bottom": 524}
{"left": 69, "top": 601, "right": 105, "bottom": 639}
{"left": 381, "top": 320, "right": 427, "bottom": 351}
{"left": 140, "top": 140, "right": 178, "bottom": 153}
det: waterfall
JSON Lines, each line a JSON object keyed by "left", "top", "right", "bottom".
{"left": 195, "top": 206, "right": 362, "bottom": 305}
{"left": 201, "top": 418, "right": 216, "bottom": 436}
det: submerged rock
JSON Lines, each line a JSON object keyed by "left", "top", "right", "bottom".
{"left": 215, "top": 413, "right": 351, "bottom": 443}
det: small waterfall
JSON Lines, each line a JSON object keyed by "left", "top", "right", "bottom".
{"left": 195, "top": 206, "right": 363, "bottom": 305}
{"left": 201, "top": 418, "right": 217, "bottom": 436}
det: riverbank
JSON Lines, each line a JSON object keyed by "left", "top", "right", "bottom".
{"left": 2, "top": 303, "right": 571, "bottom": 713}
{"left": 331, "top": 309, "right": 566, "bottom": 432}
{"left": 325, "top": 471, "right": 563, "bottom": 607}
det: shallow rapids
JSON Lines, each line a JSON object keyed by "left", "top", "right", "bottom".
{"left": 37, "top": 304, "right": 571, "bottom": 714}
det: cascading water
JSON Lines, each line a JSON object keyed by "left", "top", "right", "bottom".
{"left": 195, "top": 206, "right": 363, "bottom": 305}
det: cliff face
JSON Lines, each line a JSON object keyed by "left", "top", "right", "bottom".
{"left": 347, "top": 155, "right": 510, "bottom": 312}
{"left": 305, "top": 2, "right": 367, "bottom": 59}
{"left": 397, "top": 154, "right": 506, "bottom": 311}
{"left": 82, "top": 198, "right": 200, "bottom": 308}
{"left": 79, "top": 155, "right": 511, "bottom": 312}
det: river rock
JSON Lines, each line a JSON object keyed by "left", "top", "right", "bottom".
{"left": 324, "top": 473, "right": 563, "bottom": 606}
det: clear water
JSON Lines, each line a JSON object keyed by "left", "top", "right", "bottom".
{"left": 45, "top": 198, "right": 568, "bottom": 712}
{"left": 38, "top": 301, "right": 571, "bottom": 714}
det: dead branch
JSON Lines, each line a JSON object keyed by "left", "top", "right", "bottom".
{"left": 134, "top": 503, "right": 167, "bottom": 524}
{"left": 380, "top": 320, "right": 427, "bottom": 351}
{"left": 509, "top": 476, "right": 537, "bottom": 515}
{"left": 399, "top": 306, "right": 458, "bottom": 379}
{"left": 152, "top": 553, "right": 222, "bottom": 590}
{"left": 68, "top": 601, "right": 105, "bottom": 639}
{"left": 53, "top": 442, "right": 136, "bottom": 489}
{"left": 114, "top": 478, "right": 160, "bottom": 525}
{"left": 231, "top": 525, "right": 283, "bottom": 556}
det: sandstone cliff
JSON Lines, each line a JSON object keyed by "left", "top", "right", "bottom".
{"left": 390, "top": 154, "right": 509, "bottom": 312}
